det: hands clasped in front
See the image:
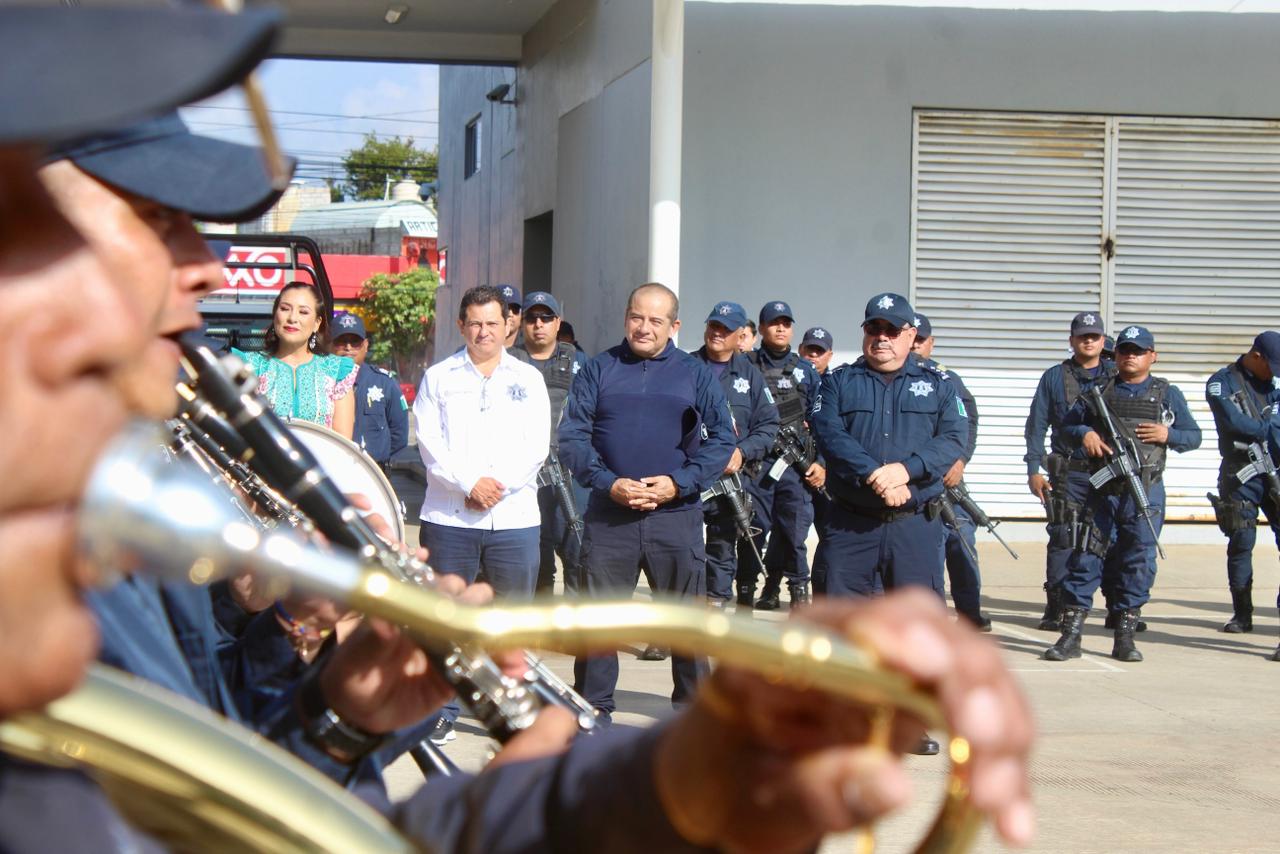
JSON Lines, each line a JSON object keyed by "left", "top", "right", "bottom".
{"left": 866, "top": 462, "right": 911, "bottom": 507}
{"left": 609, "top": 475, "right": 678, "bottom": 511}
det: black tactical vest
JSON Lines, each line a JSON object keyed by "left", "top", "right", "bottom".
{"left": 1100, "top": 376, "right": 1170, "bottom": 478}
{"left": 513, "top": 341, "right": 577, "bottom": 447}
{"left": 1223, "top": 363, "right": 1267, "bottom": 472}
{"left": 749, "top": 349, "right": 807, "bottom": 429}
{"left": 1061, "top": 358, "right": 1114, "bottom": 409}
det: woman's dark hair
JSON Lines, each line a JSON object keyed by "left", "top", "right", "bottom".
{"left": 262, "top": 282, "right": 331, "bottom": 355}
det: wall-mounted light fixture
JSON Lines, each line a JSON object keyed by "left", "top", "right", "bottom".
{"left": 384, "top": 5, "right": 409, "bottom": 25}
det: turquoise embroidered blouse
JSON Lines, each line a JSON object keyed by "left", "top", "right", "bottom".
{"left": 233, "top": 350, "right": 358, "bottom": 429}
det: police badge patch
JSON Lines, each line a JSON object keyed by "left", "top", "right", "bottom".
{"left": 732, "top": 377, "right": 750, "bottom": 394}
{"left": 908, "top": 380, "right": 934, "bottom": 398}
{"left": 777, "top": 378, "right": 793, "bottom": 389}
{"left": 792, "top": 367, "right": 805, "bottom": 384}
{"left": 507, "top": 383, "right": 527, "bottom": 402}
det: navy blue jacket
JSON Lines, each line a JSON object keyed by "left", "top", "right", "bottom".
{"left": 811, "top": 354, "right": 968, "bottom": 512}
{"left": 558, "top": 339, "right": 736, "bottom": 511}
{"left": 352, "top": 363, "right": 408, "bottom": 465}
{"left": 1206, "top": 359, "right": 1280, "bottom": 458}
{"left": 1063, "top": 376, "right": 1202, "bottom": 454}
{"left": 691, "top": 347, "right": 780, "bottom": 466}
{"left": 921, "top": 359, "right": 978, "bottom": 464}
{"left": 1024, "top": 359, "right": 1115, "bottom": 476}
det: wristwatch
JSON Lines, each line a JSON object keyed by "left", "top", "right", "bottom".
{"left": 296, "top": 664, "right": 384, "bottom": 764}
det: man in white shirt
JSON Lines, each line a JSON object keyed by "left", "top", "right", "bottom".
{"left": 415, "top": 284, "right": 550, "bottom": 599}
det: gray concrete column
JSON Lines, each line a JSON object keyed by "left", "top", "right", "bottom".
{"left": 648, "top": 0, "right": 684, "bottom": 295}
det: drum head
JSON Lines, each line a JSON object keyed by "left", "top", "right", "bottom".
{"left": 287, "top": 420, "right": 406, "bottom": 544}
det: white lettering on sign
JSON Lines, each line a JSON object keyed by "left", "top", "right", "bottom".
{"left": 219, "top": 247, "right": 294, "bottom": 293}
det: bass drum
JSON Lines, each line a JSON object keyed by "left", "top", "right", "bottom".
{"left": 287, "top": 420, "right": 406, "bottom": 544}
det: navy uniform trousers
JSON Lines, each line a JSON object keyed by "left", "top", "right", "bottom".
{"left": 945, "top": 504, "right": 981, "bottom": 617}
{"left": 1046, "top": 468, "right": 1127, "bottom": 608}
{"left": 1218, "top": 474, "right": 1280, "bottom": 603}
{"left": 817, "top": 502, "right": 946, "bottom": 597}
{"left": 1062, "top": 483, "right": 1165, "bottom": 611}
{"left": 536, "top": 475, "right": 590, "bottom": 594}
{"left": 745, "top": 467, "right": 813, "bottom": 594}
{"left": 573, "top": 502, "right": 710, "bottom": 715}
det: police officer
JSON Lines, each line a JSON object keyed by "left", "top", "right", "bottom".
{"left": 559, "top": 283, "right": 735, "bottom": 721}
{"left": 692, "top": 301, "right": 780, "bottom": 607}
{"left": 497, "top": 283, "right": 522, "bottom": 348}
{"left": 910, "top": 314, "right": 990, "bottom": 631}
{"left": 799, "top": 326, "right": 835, "bottom": 595}
{"left": 1045, "top": 325, "right": 1201, "bottom": 663}
{"left": 1024, "top": 312, "right": 1119, "bottom": 631}
{"left": 331, "top": 312, "right": 408, "bottom": 469}
{"left": 510, "top": 291, "right": 591, "bottom": 594}
{"left": 1205, "top": 331, "right": 1280, "bottom": 634}
{"left": 746, "top": 301, "right": 825, "bottom": 610}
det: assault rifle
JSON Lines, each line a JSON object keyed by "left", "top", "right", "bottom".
{"left": 1233, "top": 440, "right": 1280, "bottom": 508}
{"left": 945, "top": 480, "right": 1019, "bottom": 560}
{"left": 931, "top": 492, "right": 978, "bottom": 562}
{"left": 536, "top": 451, "right": 582, "bottom": 544}
{"left": 1085, "top": 385, "right": 1166, "bottom": 560}
{"left": 762, "top": 424, "right": 831, "bottom": 498}
{"left": 701, "top": 471, "right": 767, "bottom": 570}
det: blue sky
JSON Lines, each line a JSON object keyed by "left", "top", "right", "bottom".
{"left": 180, "top": 58, "right": 438, "bottom": 188}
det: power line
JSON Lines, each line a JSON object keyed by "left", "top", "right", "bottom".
{"left": 186, "top": 120, "right": 437, "bottom": 138}
{"left": 184, "top": 104, "right": 439, "bottom": 124}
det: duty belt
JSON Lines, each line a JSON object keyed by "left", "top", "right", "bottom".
{"left": 834, "top": 496, "right": 918, "bottom": 523}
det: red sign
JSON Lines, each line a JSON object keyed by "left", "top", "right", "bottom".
{"left": 215, "top": 246, "right": 296, "bottom": 296}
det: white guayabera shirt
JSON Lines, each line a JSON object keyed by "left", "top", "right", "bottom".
{"left": 414, "top": 347, "right": 551, "bottom": 529}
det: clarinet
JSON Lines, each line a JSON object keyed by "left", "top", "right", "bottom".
{"left": 178, "top": 335, "right": 598, "bottom": 740}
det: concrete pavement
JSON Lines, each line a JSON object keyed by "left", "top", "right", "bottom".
{"left": 384, "top": 533, "right": 1280, "bottom": 853}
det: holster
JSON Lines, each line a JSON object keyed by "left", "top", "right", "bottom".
{"left": 1208, "top": 491, "right": 1258, "bottom": 536}
{"left": 1045, "top": 492, "right": 1082, "bottom": 528}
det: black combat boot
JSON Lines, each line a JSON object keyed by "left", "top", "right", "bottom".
{"left": 736, "top": 586, "right": 755, "bottom": 608}
{"left": 1223, "top": 586, "right": 1254, "bottom": 633}
{"left": 1037, "top": 585, "right": 1062, "bottom": 631}
{"left": 1111, "top": 609, "right": 1143, "bottom": 662}
{"left": 638, "top": 645, "right": 669, "bottom": 661}
{"left": 755, "top": 580, "right": 781, "bottom": 611}
{"left": 1043, "top": 607, "right": 1087, "bottom": 661}
{"left": 1105, "top": 609, "right": 1148, "bottom": 632}
{"left": 788, "top": 584, "right": 811, "bottom": 610}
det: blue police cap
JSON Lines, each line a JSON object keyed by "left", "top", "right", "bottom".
{"left": 759, "top": 301, "right": 795, "bottom": 325}
{"left": 0, "top": 7, "right": 280, "bottom": 145}
{"left": 706, "top": 301, "right": 748, "bottom": 331}
{"left": 863, "top": 292, "right": 915, "bottom": 330}
{"left": 912, "top": 313, "right": 932, "bottom": 340}
{"left": 1103, "top": 335, "right": 1116, "bottom": 355}
{"left": 497, "top": 284, "right": 522, "bottom": 309}
{"left": 522, "top": 291, "right": 562, "bottom": 317}
{"left": 1071, "top": 311, "right": 1105, "bottom": 336}
{"left": 1252, "top": 331, "right": 1280, "bottom": 376}
{"left": 52, "top": 112, "right": 295, "bottom": 223}
{"left": 332, "top": 312, "right": 367, "bottom": 341}
{"left": 1115, "top": 325, "right": 1155, "bottom": 351}
{"left": 800, "top": 326, "right": 833, "bottom": 352}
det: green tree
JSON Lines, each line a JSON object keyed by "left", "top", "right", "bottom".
{"left": 358, "top": 267, "right": 439, "bottom": 381}
{"left": 340, "top": 134, "right": 438, "bottom": 201}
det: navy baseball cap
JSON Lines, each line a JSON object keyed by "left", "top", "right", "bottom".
{"left": 1071, "top": 311, "right": 1105, "bottom": 337}
{"left": 863, "top": 292, "right": 915, "bottom": 329}
{"left": 332, "top": 312, "right": 368, "bottom": 341}
{"left": 759, "top": 301, "right": 795, "bottom": 324}
{"left": 1103, "top": 335, "right": 1116, "bottom": 355}
{"left": 1252, "top": 331, "right": 1280, "bottom": 376}
{"left": 706, "top": 301, "right": 748, "bottom": 331}
{"left": 52, "top": 113, "right": 295, "bottom": 223}
{"left": 523, "top": 291, "right": 562, "bottom": 317}
{"left": 912, "top": 313, "right": 932, "bottom": 340}
{"left": 1115, "top": 325, "right": 1155, "bottom": 351}
{"left": 0, "top": 7, "right": 280, "bottom": 145}
{"left": 497, "top": 284, "right": 522, "bottom": 309}
{"left": 800, "top": 326, "right": 833, "bottom": 352}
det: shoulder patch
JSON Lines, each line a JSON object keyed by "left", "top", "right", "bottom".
{"left": 374, "top": 365, "right": 397, "bottom": 378}
{"left": 1208, "top": 381, "right": 1223, "bottom": 396}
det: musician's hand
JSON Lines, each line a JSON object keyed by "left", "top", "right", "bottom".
{"left": 611, "top": 477, "right": 659, "bottom": 511}
{"left": 881, "top": 485, "right": 911, "bottom": 508}
{"left": 725, "top": 448, "right": 744, "bottom": 475}
{"left": 486, "top": 706, "right": 579, "bottom": 769}
{"left": 655, "top": 589, "right": 1035, "bottom": 853}
{"left": 470, "top": 476, "right": 506, "bottom": 510}
{"left": 804, "top": 463, "right": 826, "bottom": 490}
{"left": 943, "top": 459, "right": 965, "bottom": 489}
{"left": 228, "top": 571, "right": 276, "bottom": 614}
{"left": 641, "top": 475, "right": 679, "bottom": 507}
{"left": 1028, "top": 474, "right": 1051, "bottom": 503}
{"left": 1081, "top": 431, "right": 1113, "bottom": 458}
{"left": 866, "top": 463, "right": 909, "bottom": 495}
{"left": 320, "top": 575, "right": 527, "bottom": 734}
{"left": 1135, "top": 422, "right": 1169, "bottom": 445}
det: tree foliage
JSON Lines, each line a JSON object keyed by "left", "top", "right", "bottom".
{"left": 358, "top": 267, "right": 439, "bottom": 378}
{"left": 341, "top": 134, "right": 438, "bottom": 201}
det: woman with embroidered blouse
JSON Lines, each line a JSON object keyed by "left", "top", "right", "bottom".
{"left": 233, "top": 282, "right": 357, "bottom": 438}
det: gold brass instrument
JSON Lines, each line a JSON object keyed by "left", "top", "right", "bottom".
{"left": 0, "top": 665, "right": 412, "bottom": 854}
{"left": 59, "top": 420, "right": 981, "bottom": 853}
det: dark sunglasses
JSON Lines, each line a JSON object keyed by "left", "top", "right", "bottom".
{"left": 862, "top": 322, "right": 907, "bottom": 338}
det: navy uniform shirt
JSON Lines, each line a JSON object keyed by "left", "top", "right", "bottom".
{"left": 1024, "top": 359, "right": 1115, "bottom": 476}
{"left": 811, "top": 353, "right": 968, "bottom": 512}
{"left": 690, "top": 347, "right": 780, "bottom": 467}
{"left": 1206, "top": 358, "right": 1280, "bottom": 457}
{"left": 352, "top": 362, "right": 408, "bottom": 465}
{"left": 920, "top": 358, "right": 979, "bottom": 464}
{"left": 558, "top": 339, "right": 736, "bottom": 511}
{"left": 1063, "top": 376, "right": 1202, "bottom": 455}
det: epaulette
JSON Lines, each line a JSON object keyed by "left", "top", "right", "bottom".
{"left": 919, "top": 358, "right": 950, "bottom": 381}
{"left": 373, "top": 365, "right": 397, "bottom": 378}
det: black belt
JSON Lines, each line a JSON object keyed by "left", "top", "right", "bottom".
{"left": 1065, "top": 459, "right": 1092, "bottom": 473}
{"left": 834, "top": 496, "right": 919, "bottom": 523}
